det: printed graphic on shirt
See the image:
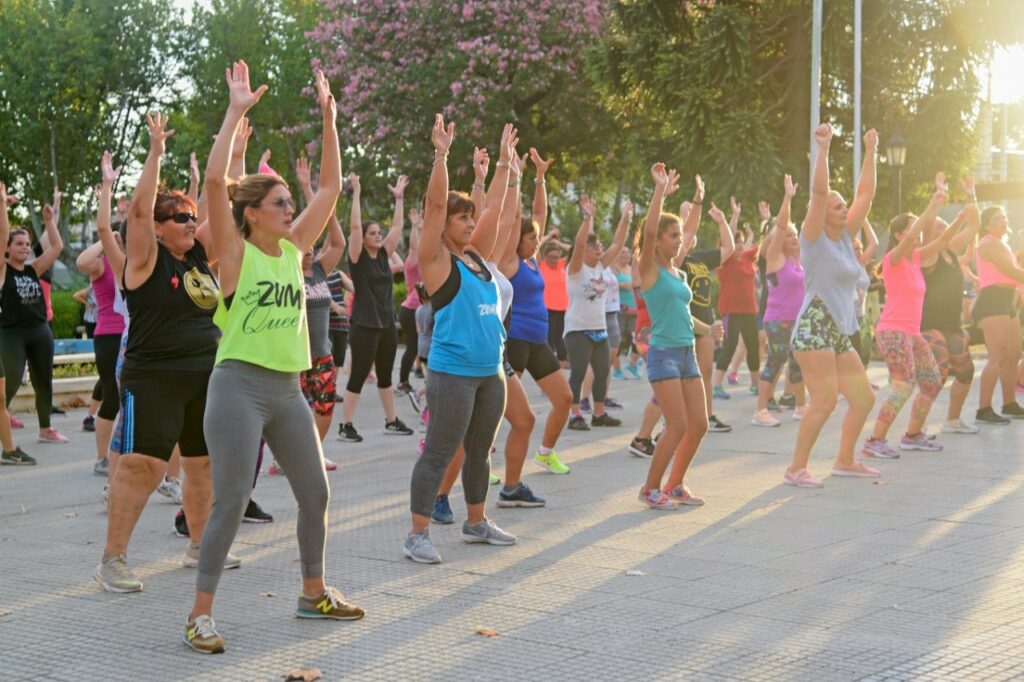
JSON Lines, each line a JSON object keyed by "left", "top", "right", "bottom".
{"left": 305, "top": 278, "right": 332, "bottom": 303}
{"left": 185, "top": 267, "right": 219, "bottom": 310}
{"left": 238, "top": 280, "right": 304, "bottom": 334}
{"left": 12, "top": 273, "right": 42, "bottom": 306}
{"left": 684, "top": 261, "right": 711, "bottom": 308}
{"left": 582, "top": 273, "right": 607, "bottom": 302}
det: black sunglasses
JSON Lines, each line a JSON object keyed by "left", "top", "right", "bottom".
{"left": 158, "top": 212, "right": 197, "bottom": 224}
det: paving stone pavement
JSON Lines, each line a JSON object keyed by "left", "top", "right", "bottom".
{"left": 2, "top": 359, "right": 1024, "bottom": 680}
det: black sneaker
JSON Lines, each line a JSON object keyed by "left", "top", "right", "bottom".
{"left": 174, "top": 509, "right": 190, "bottom": 538}
{"left": 394, "top": 382, "right": 414, "bottom": 396}
{"left": 414, "top": 367, "right": 425, "bottom": 379}
{"left": 628, "top": 437, "right": 654, "bottom": 458}
{"left": 1, "top": 446, "right": 36, "bottom": 466}
{"left": 708, "top": 414, "right": 732, "bottom": 432}
{"left": 51, "top": 405, "right": 65, "bottom": 415}
{"left": 779, "top": 393, "right": 797, "bottom": 409}
{"left": 497, "top": 482, "right": 546, "bottom": 508}
{"left": 82, "top": 415, "right": 96, "bottom": 432}
{"left": 1001, "top": 402, "right": 1024, "bottom": 419}
{"left": 385, "top": 418, "right": 414, "bottom": 435}
{"left": 766, "top": 398, "right": 782, "bottom": 413}
{"left": 338, "top": 422, "right": 363, "bottom": 442}
{"left": 334, "top": 394, "right": 344, "bottom": 403}
{"left": 591, "top": 412, "right": 622, "bottom": 427}
{"left": 242, "top": 498, "right": 273, "bottom": 523}
{"left": 976, "top": 407, "right": 1011, "bottom": 425}
{"left": 567, "top": 415, "right": 590, "bottom": 431}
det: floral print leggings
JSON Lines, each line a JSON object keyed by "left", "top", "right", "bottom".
{"left": 874, "top": 330, "right": 942, "bottom": 425}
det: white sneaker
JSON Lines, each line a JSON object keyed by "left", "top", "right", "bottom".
{"left": 182, "top": 544, "right": 241, "bottom": 569}
{"left": 941, "top": 418, "right": 980, "bottom": 434}
{"left": 792, "top": 406, "right": 806, "bottom": 421}
{"left": 156, "top": 476, "right": 183, "bottom": 504}
{"left": 751, "top": 409, "right": 781, "bottom": 428}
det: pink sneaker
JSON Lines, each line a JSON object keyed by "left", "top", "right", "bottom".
{"left": 664, "top": 485, "right": 705, "bottom": 506}
{"left": 10, "top": 415, "right": 23, "bottom": 429}
{"left": 638, "top": 487, "right": 677, "bottom": 510}
{"left": 417, "top": 438, "right": 425, "bottom": 456}
{"left": 324, "top": 458, "right": 338, "bottom": 471}
{"left": 38, "top": 428, "right": 69, "bottom": 444}
{"left": 420, "top": 408, "right": 429, "bottom": 426}
{"left": 267, "top": 461, "right": 284, "bottom": 475}
{"left": 831, "top": 461, "right": 881, "bottom": 478}
{"left": 783, "top": 467, "right": 824, "bottom": 488}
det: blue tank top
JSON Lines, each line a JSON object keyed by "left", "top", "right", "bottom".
{"left": 429, "top": 252, "right": 506, "bottom": 376}
{"left": 643, "top": 266, "right": 695, "bottom": 348}
{"left": 616, "top": 271, "right": 636, "bottom": 309}
{"left": 508, "top": 258, "right": 548, "bottom": 344}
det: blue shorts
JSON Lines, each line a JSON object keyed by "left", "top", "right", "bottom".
{"left": 647, "top": 344, "right": 700, "bottom": 383}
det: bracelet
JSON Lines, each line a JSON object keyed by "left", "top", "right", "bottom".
{"left": 692, "top": 200, "right": 703, "bottom": 205}
{"left": 472, "top": 183, "right": 485, "bottom": 190}
{"left": 433, "top": 148, "right": 447, "bottom": 156}
{"left": 534, "top": 178, "right": 546, "bottom": 185}
{"left": 495, "top": 161, "right": 510, "bottom": 169}
{"left": 433, "top": 156, "right": 447, "bottom": 165}
{"left": 507, "top": 182, "right": 519, "bottom": 189}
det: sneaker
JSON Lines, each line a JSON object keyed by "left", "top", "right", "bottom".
{"left": 489, "top": 473, "right": 501, "bottom": 485}
{"left": 941, "top": 418, "right": 980, "bottom": 434}
{"left": 1, "top": 446, "right": 35, "bottom": 466}
{"left": 1000, "top": 402, "right": 1024, "bottom": 419}
{"left": 766, "top": 397, "right": 782, "bottom": 412}
{"left": 82, "top": 415, "right": 96, "bottom": 432}
{"left": 408, "top": 391, "right": 423, "bottom": 414}
{"left": 976, "top": 407, "right": 1011, "bottom": 425}
{"left": 267, "top": 460, "right": 284, "bottom": 475}
{"left": 93, "top": 553, "right": 143, "bottom": 593}
{"left": 431, "top": 494, "right": 454, "bottom": 524}
{"left": 628, "top": 437, "right": 655, "bottom": 458}
{"left": 385, "top": 417, "right": 413, "bottom": 435}
{"left": 783, "top": 467, "right": 824, "bottom": 488}
{"left": 534, "top": 450, "right": 570, "bottom": 474}
{"left": 603, "top": 397, "right": 624, "bottom": 410}
{"left": 404, "top": 530, "right": 442, "bottom": 563}
{"left": 831, "top": 461, "right": 882, "bottom": 478}
{"left": 394, "top": 382, "right": 413, "bottom": 396}
{"left": 779, "top": 393, "right": 797, "bottom": 409}
{"left": 156, "top": 475, "right": 183, "bottom": 504}
{"left": 334, "top": 393, "right": 344, "bottom": 403}
{"left": 324, "top": 458, "right": 338, "bottom": 471}
{"left": 751, "top": 409, "right": 781, "bottom": 428}
{"left": 51, "top": 405, "right": 65, "bottom": 415}
{"left": 497, "top": 482, "right": 546, "bottom": 507}
{"left": 862, "top": 438, "right": 900, "bottom": 459}
{"left": 461, "top": 518, "right": 516, "bottom": 545}
{"left": 93, "top": 457, "right": 109, "bottom": 476}
{"left": 727, "top": 371, "right": 739, "bottom": 385}
{"left": 665, "top": 485, "right": 705, "bottom": 506}
{"left": 708, "top": 415, "right": 732, "bottom": 433}
{"left": 9, "top": 415, "right": 23, "bottom": 429}
{"left": 174, "top": 509, "right": 190, "bottom": 538}
{"left": 579, "top": 397, "right": 592, "bottom": 413}
{"left": 712, "top": 385, "right": 730, "bottom": 400}
{"left": 613, "top": 368, "right": 626, "bottom": 381}
{"left": 792, "top": 406, "right": 806, "bottom": 421}
{"left": 414, "top": 367, "right": 425, "bottom": 379}
{"left": 638, "top": 487, "right": 676, "bottom": 510}
{"left": 626, "top": 364, "right": 642, "bottom": 379}
{"left": 243, "top": 498, "right": 273, "bottom": 523}
{"left": 420, "top": 408, "right": 429, "bottom": 426}
{"left": 899, "top": 433, "right": 943, "bottom": 452}
{"left": 182, "top": 544, "right": 241, "bottom": 570}
{"left": 295, "top": 586, "right": 365, "bottom": 620}
{"left": 38, "top": 428, "right": 69, "bottom": 444}
{"left": 749, "top": 384, "right": 759, "bottom": 395}
{"left": 591, "top": 412, "right": 622, "bottom": 427}
{"left": 417, "top": 438, "right": 425, "bottom": 456}
{"left": 338, "top": 422, "right": 363, "bottom": 442}
{"left": 183, "top": 614, "right": 225, "bottom": 654}
{"left": 567, "top": 415, "right": 590, "bottom": 431}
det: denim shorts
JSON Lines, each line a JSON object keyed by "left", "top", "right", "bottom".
{"left": 647, "top": 344, "right": 700, "bottom": 383}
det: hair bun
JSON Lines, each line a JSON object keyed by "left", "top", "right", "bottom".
{"left": 226, "top": 180, "right": 240, "bottom": 201}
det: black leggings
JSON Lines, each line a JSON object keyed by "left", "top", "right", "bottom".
{"left": 398, "top": 305, "right": 418, "bottom": 384}
{"left": 93, "top": 333, "right": 121, "bottom": 420}
{"left": 547, "top": 309, "right": 567, "bottom": 361}
{"left": 346, "top": 323, "right": 398, "bottom": 393}
{"left": 715, "top": 313, "right": 760, "bottom": 373}
{"left": 330, "top": 328, "right": 348, "bottom": 368}
{"left": 0, "top": 323, "right": 54, "bottom": 428}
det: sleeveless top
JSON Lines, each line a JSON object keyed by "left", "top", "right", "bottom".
{"left": 763, "top": 259, "right": 805, "bottom": 323}
{"left": 977, "top": 234, "right": 1020, "bottom": 289}
{"left": 349, "top": 246, "right": 394, "bottom": 329}
{"left": 616, "top": 270, "right": 636, "bottom": 309}
{"left": 564, "top": 262, "right": 608, "bottom": 333}
{"left": 508, "top": 258, "right": 548, "bottom": 344}
{"left": 429, "top": 251, "right": 505, "bottom": 377}
{"left": 643, "top": 266, "right": 694, "bottom": 348}
{"left": 603, "top": 267, "right": 620, "bottom": 314}
{"left": 0, "top": 264, "right": 47, "bottom": 328}
{"left": 304, "top": 261, "right": 332, "bottom": 359}
{"left": 124, "top": 241, "right": 220, "bottom": 372}
{"left": 921, "top": 251, "right": 964, "bottom": 333}
{"left": 215, "top": 239, "right": 310, "bottom": 372}
{"left": 539, "top": 258, "right": 568, "bottom": 311}
{"left": 798, "top": 230, "right": 862, "bottom": 335}
{"left": 402, "top": 258, "right": 422, "bottom": 309}
{"left": 876, "top": 249, "right": 926, "bottom": 336}
{"left": 94, "top": 256, "right": 126, "bottom": 336}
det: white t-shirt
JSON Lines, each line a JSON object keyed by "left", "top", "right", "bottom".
{"left": 603, "top": 267, "right": 620, "bottom": 314}
{"left": 564, "top": 262, "right": 608, "bottom": 334}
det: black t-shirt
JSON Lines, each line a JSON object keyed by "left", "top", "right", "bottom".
{"left": 682, "top": 248, "right": 722, "bottom": 325}
{"left": 349, "top": 247, "right": 395, "bottom": 329}
{"left": 124, "top": 241, "right": 220, "bottom": 372}
{"left": 921, "top": 250, "right": 964, "bottom": 333}
{"left": 0, "top": 264, "right": 47, "bottom": 328}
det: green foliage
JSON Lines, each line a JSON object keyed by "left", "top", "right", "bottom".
{"left": 51, "top": 289, "right": 83, "bottom": 339}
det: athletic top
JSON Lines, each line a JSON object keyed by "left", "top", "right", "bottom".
{"left": 643, "top": 266, "right": 694, "bottom": 348}
{"left": 921, "top": 251, "right": 964, "bottom": 333}
{"left": 603, "top": 267, "right": 620, "bottom": 314}
{"left": 977, "top": 234, "right": 1020, "bottom": 289}
{"left": 94, "top": 257, "right": 126, "bottom": 336}
{"left": 326, "top": 270, "right": 349, "bottom": 332}
{"left": 0, "top": 264, "right": 47, "bottom": 328}
{"left": 84, "top": 286, "right": 98, "bottom": 324}
{"left": 798, "top": 230, "right": 862, "bottom": 335}
{"left": 564, "top": 262, "right": 608, "bottom": 333}
{"left": 349, "top": 246, "right": 394, "bottom": 329}
{"left": 716, "top": 248, "right": 758, "bottom": 316}
{"left": 681, "top": 248, "right": 721, "bottom": 325}
{"left": 508, "top": 258, "right": 548, "bottom": 344}
{"left": 487, "top": 261, "right": 514, "bottom": 321}
{"left": 402, "top": 258, "right": 422, "bottom": 309}
{"left": 215, "top": 239, "right": 310, "bottom": 372}
{"left": 539, "top": 257, "right": 568, "bottom": 311}
{"left": 430, "top": 251, "right": 505, "bottom": 376}
{"left": 304, "top": 261, "right": 333, "bottom": 359}
{"left": 763, "top": 259, "right": 805, "bottom": 323}
{"left": 876, "top": 249, "right": 926, "bottom": 336}
{"left": 616, "top": 270, "right": 636, "bottom": 309}
{"left": 415, "top": 303, "right": 433, "bottom": 359}
{"left": 124, "top": 241, "right": 220, "bottom": 372}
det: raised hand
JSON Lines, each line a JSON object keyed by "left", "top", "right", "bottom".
{"left": 679, "top": 201, "right": 693, "bottom": 221}
{"left": 784, "top": 174, "right": 798, "bottom": 198}
{"left": 529, "top": 147, "right": 553, "bottom": 176}
{"left": 498, "top": 123, "right": 517, "bottom": 162}
{"left": 409, "top": 207, "right": 423, "bottom": 230}
{"left": 388, "top": 175, "right": 409, "bottom": 199}
{"left": 348, "top": 173, "right": 361, "bottom": 195}
{"left": 729, "top": 195, "right": 741, "bottom": 218}
{"left": 650, "top": 163, "right": 669, "bottom": 188}
{"left": 961, "top": 175, "right": 976, "bottom": 200}
{"left": 473, "top": 146, "right": 490, "bottom": 181}
{"left": 431, "top": 114, "right": 455, "bottom": 154}
{"left": 259, "top": 148, "right": 272, "bottom": 169}
{"left": 50, "top": 186, "right": 62, "bottom": 220}
{"left": 813, "top": 123, "right": 833, "bottom": 147}
{"left": 101, "top": 151, "right": 122, "bottom": 187}
{"left": 189, "top": 152, "right": 200, "bottom": 185}
{"left": 863, "top": 128, "right": 879, "bottom": 151}
{"left": 512, "top": 151, "right": 528, "bottom": 177}
{"left": 621, "top": 200, "right": 634, "bottom": 224}
{"left": 935, "top": 171, "right": 948, "bottom": 194}
{"left": 758, "top": 201, "right": 771, "bottom": 221}
{"left": 579, "top": 195, "right": 596, "bottom": 218}
{"left": 665, "top": 169, "right": 680, "bottom": 196}
{"left": 708, "top": 202, "right": 725, "bottom": 224}
{"left": 314, "top": 69, "right": 335, "bottom": 121}
{"left": 145, "top": 111, "right": 175, "bottom": 155}
{"left": 295, "top": 156, "right": 311, "bottom": 188}
{"left": 693, "top": 174, "right": 705, "bottom": 204}
{"left": 232, "top": 116, "right": 253, "bottom": 148}
{"left": 225, "top": 60, "right": 268, "bottom": 113}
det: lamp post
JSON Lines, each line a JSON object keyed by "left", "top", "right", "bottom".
{"left": 886, "top": 132, "right": 907, "bottom": 215}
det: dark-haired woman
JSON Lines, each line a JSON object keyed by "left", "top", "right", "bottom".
{"left": 0, "top": 181, "right": 33, "bottom": 465}
{"left": 337, "top": 173, "right": 413, "bottom": 443}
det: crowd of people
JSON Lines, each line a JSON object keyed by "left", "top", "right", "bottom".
{"left": 3, "top": 63, "right": 1024, "bottom": 655}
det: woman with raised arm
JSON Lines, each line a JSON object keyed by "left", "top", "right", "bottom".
{"left": 184, "top": 64, "right": 362, "bottom": 655}
{"left": 404, "top": 116, "right": 514, "bottom": 565}
{"left": 752, "top": 175, "right": 805, "bottom": 428}
{"left": 337, "top": 173, "right": 414, "bottom": 443}
{"left": 850, "top": 221, "right": 879, "bottom": 365}
{"left": 785, "top": 124, "right": 880, "bottom": 487}
{"left": 1, "top": 187, "right": 66, "bottom": 445}
{"left": 396, "top": 202, "right": 424, "bottom": 396}
{"left": 0, "top": 181, "right": 33, "bottom": 465}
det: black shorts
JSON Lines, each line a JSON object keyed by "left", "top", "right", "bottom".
{"left": 973, "top": 286, "right": 1017, "bottom": 323}
{"left": 506, "top": 338, "right": 561, "bottom": 381}
{"left": 119, "top": 367, "right": 211, "bottom": 461}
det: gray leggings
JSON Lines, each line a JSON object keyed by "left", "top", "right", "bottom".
{"left": 197, "top": 360, "right": 329, "bottom": 595}
{"left": 409, "top": 370, "right": 506, "bottom": 518}
{"left": 565, "top": 331, "right": 610, "bottom": 404}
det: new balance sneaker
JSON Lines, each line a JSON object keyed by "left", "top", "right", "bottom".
{"left": 665, "top": 485, "right": 705, "bottom": 506}
{"left": 243, "top": 498, "right": 273, "bottom": 523}
{"left": 93, "top": 553, "right": 142, "bottom": 593}
{"left": 941, "top": 418, "right": 980, "bottom": 434}
{"left": 534, "top": 450, "right": 570, "bottom": 474}
{"left": 183, "top": 544, "right": 241, "bottom": 570}
{"left": 38, "top": 428, "right": 69, "bottom": 444}
{"left": 712, "top": 386, "right": 730, "bottom": 400}
{"left": 1, "top": 447, "right": 36, "bottom": 466}
{"left": 174, "top": 509, "right": 190, "bottom": 538}
{"left": 626, "top": 364, "right": 642, "bottom": 379}
{"left": 612, "top": 368, "right": 626, "bottom": 381}
{"left": 183, "top": 615, "right": 225, "bottom": 654}
{"left": 779, "top": 393, "right": 797, "bottom": 409}
{"left": 862, "top": 438, "right": 900, "bottom": 459}
{"left": 638, "top": 487, "right": 676, "bottom": 510}
{"left": 338, "top": 422, "right": 363, "bottom": 442}
{"left": 1001, "top": 402, "right": 1024, "bottom": 419}
{"left": 93, "top": 457, "right": 109, "bottom": 476}
{"left": 497, "top": 482, "right": 546, "bottom": 507}
{"left": 976, "top": 407, "right": 1011, "bottom": 425}
{"left": 708, "top": 415, "right": 732, "bottom": 432}
{"left": 579, "top": 398, "right": 592, "bottom": 414}
{"left": 404, "top": 530, "right": 442, "bottom": 563}
{"left": 385, "top": 418, "right": 414, "bottom": 435}
{"left": 591, "top": 412, "right": 622, "bottom": 427}
{"left": 628, "top": 437, "right": 655, "bottom": 458}
{"left": 295, "top": 586, "right": 365, "bottom": 620}
{"left": 899, "top": 433, "right": 943, "bottom": 452}
{"left": 567, "top": 415, "right": 590, "bottom": 431}
{"left": 603, "top": 397, "right": 624, "bottom": 410}
{"left": 431, "top": 494, "right": 454, "bottom": 524}
{"left": 156, "top": 475, "right": 182, "bottom": 504}
{"left": 82, "top": 415, "right": 96, "bottom": 432}
{"left": 461, "top": 519, "right": 516, "bottom": 545}
{"left": 751, "top": 409, "right": 781, "bottom": 428}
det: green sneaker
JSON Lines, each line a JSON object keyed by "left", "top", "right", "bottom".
{"left": 489, "top": 473, "right": 501, "bottom": 485}
{"left": 534, "top": 451, "right": 570, "bottom": 475}
{"left": 295, "top": 586, "right": 365, "bottom": 620}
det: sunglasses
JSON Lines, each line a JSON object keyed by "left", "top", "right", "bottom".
{"left": 264, "top": 197, "right": 295, "bottom": 211}
{"left": 159, "top": 212, "right": 197, "bottom": 224}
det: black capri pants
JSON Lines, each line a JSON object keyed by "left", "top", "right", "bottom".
{"left": 0, "top": 323, "right": 55, "bottom": 428}
{"left": 346, "top": 323, "right": 398, "bottom": 393}
{"left": 715, "top": 312, "right": 760, "bottom": 373}
{"left": 547, "top": 309, "right": 567, "bottom": 362}
{"left": 93, "top": 333, "right": 122, "bottom": 420}
{"left": 330, "top": 328, "right": 349, "bottom": 368}
{"left": 398, "top": 305, "right": 418, "bottom": 384}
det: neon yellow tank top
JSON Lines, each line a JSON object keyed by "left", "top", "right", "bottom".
{"left": 214, "top": 239, "right": 311, "bottom": 372}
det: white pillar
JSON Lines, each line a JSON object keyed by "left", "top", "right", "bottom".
{"left": 809, "top": 0, "right": 823, "bottom": 188}
{"left": 853, "top": 0, "right": 862, "bottom": 186}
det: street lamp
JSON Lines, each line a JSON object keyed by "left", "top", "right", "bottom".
{"left": 886, "top": 132, "right": 908, "bottom": 214}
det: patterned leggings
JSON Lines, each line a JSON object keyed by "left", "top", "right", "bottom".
{"left": 875, "top": 330, "right": 942, "bottom": 426}
{"left": 922, "top": 328, "right": 975, "bottom": 386}
{"left": 759, "top": 320, "right": 803, "bottom": 385}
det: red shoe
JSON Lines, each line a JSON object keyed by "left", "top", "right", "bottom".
{"left": 324, "top": 458, "right": 338, "bottom": 472}
{"left": 10, "top": 415, "right": 23, "bottom": 429}
{"left": 267, "top": 461, "right": 284, "bottom": 475}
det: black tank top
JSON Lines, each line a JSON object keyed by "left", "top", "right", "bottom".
{"left": 921, "top": 250, "right": 964, "bottom": 333}
{"left": 0, "top": 264, "right": 47, "bottom": 328}
{"left": 349, "top": 247, "right": 394, "bottom": 329}
{"left": 124, "top": 241, "right": 221, "bottom": 371}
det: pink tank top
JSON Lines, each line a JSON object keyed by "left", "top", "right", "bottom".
{"left": 977, "top": 235, "right": 1020, "bottom": 289}
{"left": 93, "top": 257, "right": 126, "bottom": 336}
{"left": 876, "top": 249, "right": 925, "bottom": 336}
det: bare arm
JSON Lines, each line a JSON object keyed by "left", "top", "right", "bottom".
{"left": 496, "top": 182, "right": 522, "bottom": 276}
{"left": 891, "top": 177, "right": 947, "bottom": 265}
{"left": 707, "top": 202, "right": 735, "bottom": 263}
{"left": 638, "top": 164, "right": 679, "bottom": 290}
{"left": 529, "top": 147, "right": 552, "bottom": 234}
{"left": 407, "top": 208, "right": 422, "bottom": 268}
{"left": 76, "top": 240, "right": 105, "bottom": 280}
{"left": 347, "top": 174, "right": 363, "bottom": 264}
{"left": 32, "top": 187, "right": 65, "bottom": 277}
{"left": 802, "top": 123, "right": 833, "bottom": 244}
{"left": 681, "top": 174, "right": 704, "bottom": 245}
{"left": 949, "top": 177, "right": 980, "bottom": 254}
{"left": 124, "top": 113, "right": 174, "bottom": 289}
{"left": 389, "top": 250, "right": 404, "bottom": 274}
{"left": 469, "top": 124, "right": 516, "bottom": 259}
{"left": 190, "top": 152, "right": 208, "bottom": 226}
{"left": 766, "top": 174, "right": 797, "bottom": 273}
{"left": 846, "top": 128, "right": 879, "bottom": 236}
{"left": 0, "top": 182, "right": 10, "bottom": 282}
{"left": 568, "top": 195, "right": 595, "bottom": 276}
{"left": 228, "top": 117, "right": 251, "bottom": 180}
{"left": 95, "top": 152, "right": 126, "bottom": 281}
{"left": 470, "top": 147, "right": 488, "bottom": 218}
{"left": 382, "top": 175, "right": 408, "bottom": 257}
{"left": 419, "top": 114, "right": 456, "bottom": 295}
{"left": 861, "top": 220, "right": 879, "bottom": 263}
{"left": 602, "top": 201, "right": 634, "bottom": 267}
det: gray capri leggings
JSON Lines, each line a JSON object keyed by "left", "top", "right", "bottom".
{"left": 197, "top": 360, "right": 330, "bottom": 595}
{"left": 605, "top": 312, "right": 621, "bottom": 356}
{"left": 409, "top": 370, "right": 506, "bottom": 518}
{"left": 565, "top": 330, "right": 610, "bottom": 404}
